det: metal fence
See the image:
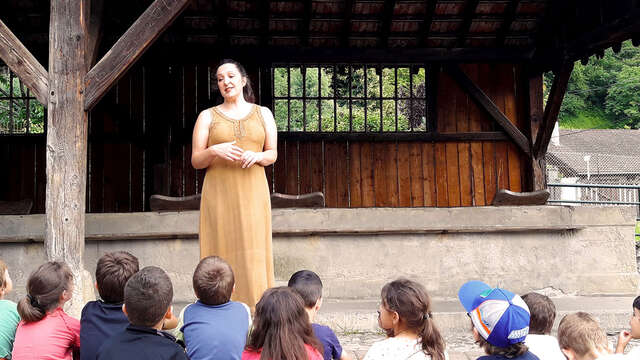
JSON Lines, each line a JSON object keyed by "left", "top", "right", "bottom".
{"left": 546, "top": 151, "right": 640, "bottom": 239}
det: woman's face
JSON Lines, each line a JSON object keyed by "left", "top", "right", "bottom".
{"left": 216, "top": 63, "right": 246, "bottom": 99}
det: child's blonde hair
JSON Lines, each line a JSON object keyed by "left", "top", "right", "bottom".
{"left": 0, "top": 260, "right": 7, "bottom": 290}
{"left": 557, "top": 312, "right": 608, "bottom": 358}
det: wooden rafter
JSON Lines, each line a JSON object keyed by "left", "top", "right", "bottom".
{"left": 259, "top": 0, "right": 270, "bottom": 46}
{"left": 419, "top": 0, "right": 438, "bottom": 46}
{"left": 380, "top": 0, "right": 397, "bottom": 47}
{"left": 534, "top": 61, "right": 574, "bottom": 158}
{"left": 341, "top": 0, "right": 354, "bottom": 47}
{"left": 84, "top": 0, "right": 191, "bottom": 111}
{"left": 496, "top": 0, "right": 520, "bottom": 46}
{"left": 301, "top": 0, "right": 312, "bottom": 47}
{"left": 444, "top": 64, "right": 530, "bottom": 156}
{"left": 0, "top": 19, "right": 48, "bottom": 106}
{"left": 456, "top": 0, "right": 480, "bottom": 47}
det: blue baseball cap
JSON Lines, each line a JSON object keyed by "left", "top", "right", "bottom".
{"left": 458, "top": 280, "right": 531, "bottom": 348}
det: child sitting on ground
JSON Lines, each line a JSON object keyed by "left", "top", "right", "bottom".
{"left": 557, "top": 312, "right": 626, "bottom": 359}
{"left": 615, "top": 295, "right": 640, "bottom": 357}
{"left": 0, "top": 260, "right": 20, "bottom": 360}
{"left": 288, "top": 270, "right": 352, "bottom": 360}
{"left": 80, "top": 251, "right": 139, "bottom": 360}
{"left": 243, "top": 287, "right": 323, "bottom": 360}
{"left": 96, "top": 266, "right": 188, "bottom": 360}
{"left": 176, "top": 256, "right": 251, "bottom": 360}
{"left": 12, "top": 261, "right": 80, "bottom": 360}
{"left": 364, "top": 278, "right": 447, "bottom": 360}
{"left": 522, "top": 292, "right": 564, "bottom": 360}
{"left": 458, "top": 280, "right": 538, "bottom": 360}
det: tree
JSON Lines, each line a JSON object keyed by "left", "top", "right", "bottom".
{"left": 605, "top": 65, "right": 640, "bottom": 128}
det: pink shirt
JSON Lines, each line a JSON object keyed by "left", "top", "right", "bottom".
{"left": 11, "top": 308, "right": 80, "bottom": 360}
{"left": 242, "top": 344, "right": 323, "bottom": 360}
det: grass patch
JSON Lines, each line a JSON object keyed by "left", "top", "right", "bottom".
{"left": 559, "top": 108, "right": 616, "bottom": 129}
{"left": 636, "top": 221, "right": 640, "bottom": 241}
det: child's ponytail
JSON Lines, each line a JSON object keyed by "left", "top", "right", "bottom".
{"left": 17, "top": 261, "right": 73, "bottom": 323}
{"left": 418, "top": 311, "right": 446, "bottom": 360}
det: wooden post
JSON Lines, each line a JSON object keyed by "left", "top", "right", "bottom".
{"left": 46, "top": 0, "right": 91, "bottom": 316}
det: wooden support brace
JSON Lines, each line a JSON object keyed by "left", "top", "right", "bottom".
{"left": 444, "top": 64, "right": 530, "bottom": 156}
{"left": 0, "top": 19, "right": 49, "bottom": 106}
{"left": 534, "top": 61, "right": 574, "bottom": 158}
{"left": 84, "top": 0, "right": 191, "bottom": 110}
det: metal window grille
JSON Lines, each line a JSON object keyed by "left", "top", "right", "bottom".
{"left": 272, "top": 64, "right": 428, "bottom": 133}
{"left": 0, "top": 65, "right": 46, "bottom": 135}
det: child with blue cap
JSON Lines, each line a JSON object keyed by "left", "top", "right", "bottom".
{"left": 458, "top": 280, "right": 539, "bottom": 360}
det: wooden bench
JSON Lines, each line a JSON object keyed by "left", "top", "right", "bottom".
{"left": 492, "top": 189, "right": 550, "bottom": 206}
{"left": 0, "top": 199, "right": 33, "bottom": 215}
{"left": 149, "top": 192, "right": 325, "bottom": 211}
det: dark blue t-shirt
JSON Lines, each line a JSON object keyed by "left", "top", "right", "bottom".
{"left": 97, "top": 324, "right": 188, "bottom": 360}
{"left": 477, "top": 351, "right": 540, "bottom": 360}
{"left": 312, "top": 323, "right": 342, "bottom": 360}
{"left": 80, "top": 300, "right": 129, "bottom": 360}
{"left": 181, "top": 301, "right": 250, "bottom": 360}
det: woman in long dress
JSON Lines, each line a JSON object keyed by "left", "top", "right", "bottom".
{"left": 191, "top": 59, "right": 277, "bottom": 309}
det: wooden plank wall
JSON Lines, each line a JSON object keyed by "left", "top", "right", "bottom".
{"left": 265, "top": 64, "right": 527, "bottom": 207}
{"left": 1, "top": 63, "right": 527, "bottom": 212}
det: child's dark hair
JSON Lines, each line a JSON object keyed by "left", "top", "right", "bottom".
{"left": 17, "top": 261, "right": 73, "bottom": 323}
{"left": 287, "top": 270, "right": 323, "bottom": 308}
{"left": 96, "top": 251, "right": 139, "bottom": 303}
{"left": 193, "top": 256, "right": 234, "bottom": 305}
{"left": 522, "top": 292, "right": 556, "bottom": 335}
{"left": 633, "top": 295, "right": 640, "bottom": 311}
{"left": 217, "top": 59, "right": 255, "bottom": 103}
{"left": 380, "top": 279, "right": 446, "bottom": 360}
{"left": 124, "top": 266, "right": 173, "bottom": 327}
{"left": 0, "top": 259, "right": 7, "bottom": 291}
{"left": 246, "top": 287, "right": 323, "bottom": 360}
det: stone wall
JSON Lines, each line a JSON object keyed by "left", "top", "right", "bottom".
{"left": 1, "top": 206, "right": 638, "bottom": 304}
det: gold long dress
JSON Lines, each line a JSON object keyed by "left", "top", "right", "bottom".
{"left": 199, "top": 104, "right": 274, "bottom": 309}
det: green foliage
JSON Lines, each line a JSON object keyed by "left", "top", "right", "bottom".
{"left": 548, "top": 40, "right": 640, "bottom": 129}
{"left": 273, "top": 65, "right": 426, "bottom": 132}
{"left": 0, "top": 67, "right": 45, "bottom": 134}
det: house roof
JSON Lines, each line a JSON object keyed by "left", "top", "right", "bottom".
{"left": 547, "top": 129, "right": 640, "bottom": 176}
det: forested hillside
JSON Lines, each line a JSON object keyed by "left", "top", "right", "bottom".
{"left": 546, "top": 40, "right": 640, "bottom": 130}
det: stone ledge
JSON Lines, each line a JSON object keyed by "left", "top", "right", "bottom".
{"left": 0, "top": 206, "right": 635, "bottom": 242}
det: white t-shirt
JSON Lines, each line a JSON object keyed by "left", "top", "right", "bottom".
{"left": 524, "top": 334, "right": 565, "bottom": 360}
{"left": 363, "top": 337, "right": 449, "bottom": 360}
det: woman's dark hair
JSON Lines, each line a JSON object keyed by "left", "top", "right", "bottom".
{"left": 217, "top": 59, "right": 255, "bottom": 103}
{"left": 246, "top": 287, "right": 323, "bottom": 360}
{"left": 381, "top": 278, "right": 446, "bottom": 360}
{"left": 17, "top": 261, "right": 73, "bottom": 323}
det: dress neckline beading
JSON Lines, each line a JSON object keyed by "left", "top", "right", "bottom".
{"left": 213, "top": 104, "right": 257, "bottom": 123}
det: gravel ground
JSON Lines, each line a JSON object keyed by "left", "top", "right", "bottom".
{"left": 337, "top": 330, "right": 640, "bottom": 360}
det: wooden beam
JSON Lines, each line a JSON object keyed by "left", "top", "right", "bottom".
{"left": 526, "top": 72, "right": 545, "bottom": 191}
{"left": 0, "top": 19, "right": 48, "bottom": 106}
{"left": 278, "top": 131, "right": 510, "bottom": 142}
{"left": 84, "top": 0, "right": 191, "bottom": 110}
{"left": 341, "top": 0, "right": 354, "bottom": 47}
{"left": 496, "top": 0, "right": 520, "bottom": 46}
{"left": 380, "top": 0, "right": 397, "bottom": 47}
{"left": 456, "top": 0, "right": 480, "bottom": 47}
{"left": 46, "top": 0, "right": 88, "bottom": 317}
{"left": 444, "top": 64, "right": 530, "bottom": 155}
{"left": 534, "top": 61, "right": 574, "bottom": 158}
{"left": 84, "top": 0, "right": 105, "bottom": 69}
{"left": 419, "top": 0, "right": 438, "bottom": 46}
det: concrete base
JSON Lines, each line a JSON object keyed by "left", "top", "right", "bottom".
{"left": 1, "top": 206, "right": 638, "bottom": 305}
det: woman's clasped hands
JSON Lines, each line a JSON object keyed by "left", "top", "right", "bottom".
{"left": 210, "top": 141, "right": 263, "bottom": 168}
